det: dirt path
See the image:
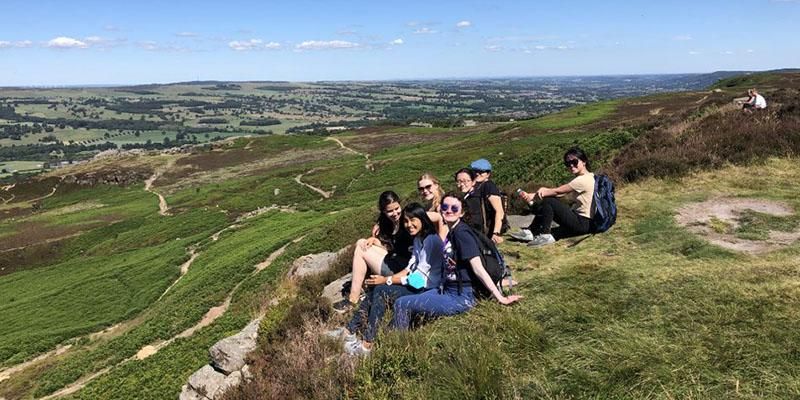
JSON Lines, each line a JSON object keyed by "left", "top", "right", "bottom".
{"left": 144, "top": 159, "right": 176, "bottom": 216}
{"left": 325, "top": 137, "right": 373, "bottom": 171}
{"left": 36, "top": 236, "right": 307, "bottom": 398}
{"left": 0, "top": 345, "right": 72, "bottom": 383}
{"left": 294, "top": 170, "right": 334, "bottom": 199}
{"left": 156, "top": 248, "right": 199, "bottom": 302}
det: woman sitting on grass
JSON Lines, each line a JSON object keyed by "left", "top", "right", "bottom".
{"left": 333, "top": 191, "right": 412, "bottom": 313}
{"left": 510, "top": 147, "right": 595, "bottom": 247}
{"left": 327, "top": 203, "right": 444, "bottom": 356}
{"left": 390, "top": 193, "right": 522, "bottom": 332}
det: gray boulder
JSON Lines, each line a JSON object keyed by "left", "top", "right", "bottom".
{"left": 180, "top": 365, "right": 226, "bottom": 400}
{"left": 288, "top": 247, "right": 347, "bottom": 279}
{"left": 209, "top": 319, "right": 260, "bottom": 375}
{"left": 321, "top": 273, "right": 352, "bottom": 304}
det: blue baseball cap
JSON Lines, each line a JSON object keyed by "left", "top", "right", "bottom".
{"left": 470, "top": 158, "right": 492, "bottom": 172}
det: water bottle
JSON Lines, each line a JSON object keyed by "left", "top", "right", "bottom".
{"left": 516, "top": 188, "right": 535, "bottom": 206}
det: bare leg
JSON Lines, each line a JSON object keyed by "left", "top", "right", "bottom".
{"left": 349, "top": 239, "right": 388, "bottom": 303}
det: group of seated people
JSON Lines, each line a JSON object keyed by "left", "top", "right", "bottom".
{"left": 326, "top": 147, "right": 597, "bottom": 356}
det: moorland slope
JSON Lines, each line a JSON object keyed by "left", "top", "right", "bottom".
{"left": 0, "top": 71, "right": 798, "bottom": 399}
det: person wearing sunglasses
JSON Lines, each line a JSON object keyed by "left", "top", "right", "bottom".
{"left": 467, "top": 159, "right": 506, "bottom": 244}
{"left": 327, "top": 203, "right": 444, "bottom": 356}
{"left": 390, "top": 193, "right": 522, "bottom": 332}
{"left": 417, "top": 173, "right": 444, "bottom": 212}
{"left": 333, "top": 191, "right": 413, "bottom": 313}
{"left": 511, "top": 147, "right": 595, "bottom": 247}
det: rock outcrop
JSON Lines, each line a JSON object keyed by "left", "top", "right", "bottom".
{"left": 287, "top": 247, "right": 347, "bottom": 279}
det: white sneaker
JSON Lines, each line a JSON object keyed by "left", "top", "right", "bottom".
{"left": 527, "top": 234, "right": 555, "bottom": 247}
{"left": 344, "top": 339, "right": 371, "bottom": 356}
{"left": 323, "top": 327, "right": 357, "bottom": 344}
{"left": 510, "top": 228, "right": 534, "bottom": 242}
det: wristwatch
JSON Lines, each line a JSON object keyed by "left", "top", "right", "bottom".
{"left": 386, "top": 276, "right": 393, "bottom": 286}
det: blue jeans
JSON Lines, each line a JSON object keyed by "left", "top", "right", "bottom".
{"left": 347, "top": 284, "right": 421, "bottom": 342}
{"left": 390, "top": 285, "right": 477, "bottom": 331}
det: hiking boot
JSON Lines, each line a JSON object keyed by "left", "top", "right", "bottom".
{"left": 344, "top": 339, "right": 371, "bottom": 357}
{"left": 323, "top": 327, "right": 357, "bottom": 344}
{"left": 510, "top": 228, "right": 533, "bottom": 242}
{"left": 527, "top": 233, "right": 555, "bottom": 247}
{"left": 332, "top": 299, "right": 354, "bottom": 314}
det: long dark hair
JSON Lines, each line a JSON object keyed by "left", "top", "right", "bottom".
{"left": 376, "top": 190, "right": 402, "bottom": 248}
{"left": 453, "top": 167, "right": 477, "bottom": 182}
{"left": 403, "top": 202, "right": 436, "bottom": 238}
{"left": 564, "top": 146, "right": 591, "bottom": 169}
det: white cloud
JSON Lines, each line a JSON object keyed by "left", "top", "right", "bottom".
{"left": 104, "top": 25, "right": 120, "bottom": 32}
{"left": 456, "top": 20, "right": 472, "bottom": 28}
{"left": 688, "top": 51, "right": 701, "bottom": 55}
{"left": 46, "top": 37, "right": 89, "bottom": 49}
{"left": 723, "top": 50, "right": 734, "bottom": 55}
{"left": 413, "top": 27, "right": 438, "bottom": 34}
{"left": 534, "top": 45, "right": 547, "bottom": 50}
{"left": 484, "top": 44, "right": 503, "bottom": 52}
{"left": 295, "top": 40, "right": 359, "bottom": 50}
{"left": 391, "top": 38, "right": 404, "bottom": 45}
{"left": 138, "top": 41, "right": 159, "bottom": 51}
{"left": 746, "top": 49, "right": 755, "bottom": 53}
{"left": 0, "top": 40, "right": 32, "bottom": 49}
{"left": 673, "top": 34, "right": 693, "bottom": 41}
{"left": 175, "top": 32, "right": 199, "bottom": 37}
{"left": 228, "top": 39, "right": 281, "bottom": 51}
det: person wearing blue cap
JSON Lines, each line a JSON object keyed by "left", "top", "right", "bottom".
{"left": 465, "top": 158, "right": 506, "bottom": 244}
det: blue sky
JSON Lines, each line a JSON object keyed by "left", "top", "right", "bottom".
{"left": 1, "top": 0, "right": 798, "bottom": 85}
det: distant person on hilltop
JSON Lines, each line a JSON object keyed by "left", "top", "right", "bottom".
{"left": 741, "top": 88, "right": 767, "bottom": 113}
{"left": 510, "top": 147, "right": 596, "bottom": 247}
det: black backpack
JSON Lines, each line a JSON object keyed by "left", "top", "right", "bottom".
{"left": 590, "top": 174, "right": 617, "bottom": 233}
{"left": 477, "top": 184, "right": 511, "bottom": 235}
{"left": 449, "top": 226, "right": 512, "bottom": 299}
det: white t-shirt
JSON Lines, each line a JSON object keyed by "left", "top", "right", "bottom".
{"left": 754, "top": 94, "right": 767, "bottom": 109}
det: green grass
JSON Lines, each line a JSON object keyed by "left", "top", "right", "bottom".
{"left": 352, "top": 158, "right": 800, "bottom": 399}
{"left": 734, "top": 209, "right": 800, "bottom": 241}
{"left": 521, "top": 100, "right": 619, "bottom": 130}
{"left": 0, "top": 161, "right": 44, "bottom": 177}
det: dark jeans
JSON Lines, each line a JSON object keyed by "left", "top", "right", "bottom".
{"left": 347, "top": 284, "right": 419, "bottom": 342}
{"left": 528, "top": 197, "right": 592, "bottom": 240}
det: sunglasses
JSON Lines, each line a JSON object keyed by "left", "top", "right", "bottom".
{"left": 418, "top": 184, "right": 434, "bottom": 192}
{"left": 440, "top": 203, "right": 461, "bottom": 213}
{"left": 564, "top": 159, "right": 580, "bottom": 168}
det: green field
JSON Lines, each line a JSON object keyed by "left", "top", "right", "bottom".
{"left": 0, "top": 161, "right": 44, "bottom": 177}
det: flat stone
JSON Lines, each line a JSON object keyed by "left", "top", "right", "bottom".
{"left": 209, "top": 319, "right": 260, "bottom": 374}
{"left": 288, "top": 247, "right": 348, "bottom": 279}
{"left": 183, "top": 365, "right": 226, "bottom": 400}
{"left": 506, "top": 214, "right": 534, "bottom": 230}
{"left": 321, "top": 273, "right": 352, "bottom": 304}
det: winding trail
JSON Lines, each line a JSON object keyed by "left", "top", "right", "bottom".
{"left": 144, "top": 159, "right": 175, "bottom": 216}
{"left": 156, "top": 248, "right": 199, "bottom": 302}
{"left": 294, "top": 170, "right": 334, "bottom": 199}
{"left": 325, "top": 137, "right": 373, "bottom": 171}
{"left": 0, "top": 345, "right": 72, "bottom": 383}
{"left": 37, "top": 235, "right": 306, "bottom": 398}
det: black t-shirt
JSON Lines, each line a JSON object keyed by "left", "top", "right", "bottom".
{"left": 382, "top": 227, "right": 413, "bottom": 273}
{"left": 444, "top": 221, "right": 481, "bottom": 283}
{"left": 464, "top": 180, "right": 501, "bottom": 236}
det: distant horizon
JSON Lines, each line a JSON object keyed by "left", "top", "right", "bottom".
{"left": 3, "top": 68, "right": 793, "bottom": 89}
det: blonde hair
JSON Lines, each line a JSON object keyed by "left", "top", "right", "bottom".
{"left": 418, "top": 172, "right": 444, "bottom": 212}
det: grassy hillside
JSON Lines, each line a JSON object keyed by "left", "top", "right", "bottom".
{"left": 1, "top": 71, "right": 799, "bottom": 399}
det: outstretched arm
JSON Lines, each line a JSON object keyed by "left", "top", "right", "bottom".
{"left": 468, "top": 256, "right": 522, "bottom": 305}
